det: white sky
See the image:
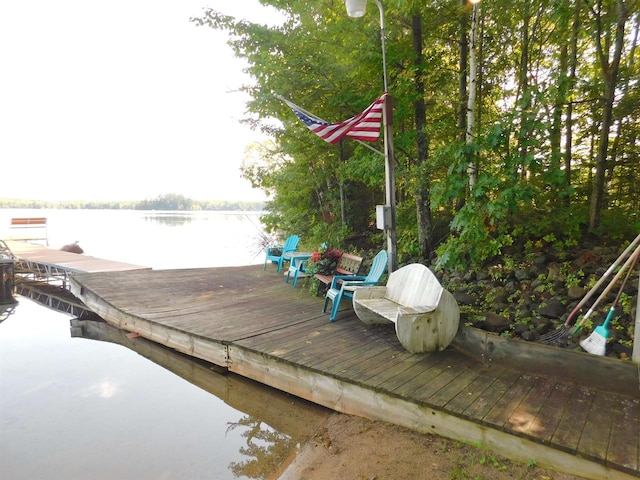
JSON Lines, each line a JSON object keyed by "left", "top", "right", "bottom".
{"left": 0, "top": 1, "right": 281, "bottom": 202}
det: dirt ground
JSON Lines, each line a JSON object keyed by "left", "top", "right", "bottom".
{"left": 277, "top": 412, "right": 585, "bottom": 480}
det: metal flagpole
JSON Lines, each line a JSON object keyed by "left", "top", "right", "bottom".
{"left": 346, "top": 0, "right": 397, "bottom": 272}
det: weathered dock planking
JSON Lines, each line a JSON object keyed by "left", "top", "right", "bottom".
{"left": 69, "top": 266, "right": 639, "bottom": 480}
{"left": 6, "top": 240, "right": 148, "bottom": 276}
{"left": 5, "top": 240, "right": 149, "bottom": 315}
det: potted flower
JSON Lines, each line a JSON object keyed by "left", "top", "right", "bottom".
{"left": 304, "top": 244, "right": 342, "bottom": 276}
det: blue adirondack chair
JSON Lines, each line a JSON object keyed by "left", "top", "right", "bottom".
{"left": 286, "top": 253, "right": 313, "bottom": 286}
{"left": 264, "top": 234, "right": 300, "bottom": 272}
{"left": 323, "top": 250, "right": 388, "bottom": 321}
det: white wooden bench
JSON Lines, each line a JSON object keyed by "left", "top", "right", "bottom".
{"left": 352, "top": 263, "right": 460, "bottom": 353}
{"left": 8, "top": 217, "right": 49, "bottom": 245}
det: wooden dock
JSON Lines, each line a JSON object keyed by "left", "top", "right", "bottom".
{"left": 65, "top": 265, "right": 640, "bottom": 480}
{"left": 5, "top": 240, "right": 148, "bottom": 278}
{"left": 5, "top": 240, "right": 148, "bottom": 316}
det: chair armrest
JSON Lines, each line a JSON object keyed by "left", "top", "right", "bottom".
{"left": 298, "top": 259, "right": 315, "bottom": 271}
{"left": 266, "top": 246, "right": 284, "bottom": 255}
{"left": 290, "top": 254, "right": 312, "bottom": 268}
{"left": 341, "top": 279, "right": 377, "bottom": 290}
{"left": 330, "top": 275, "right": 366, "bottom": 289}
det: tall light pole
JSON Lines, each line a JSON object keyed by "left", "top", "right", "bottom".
{"left": 346, "top": 0, "right": 398, "bottom": 272}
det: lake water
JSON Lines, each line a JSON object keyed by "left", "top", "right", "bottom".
{"left": 0, "top": 209, "right": 328, "bottom": 480}
{"left": 0, "top": 208, "right": 270, "bottom": 269}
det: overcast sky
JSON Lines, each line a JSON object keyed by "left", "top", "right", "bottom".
{"left": 1, "top": 1, "right": 282, "bottom": 202}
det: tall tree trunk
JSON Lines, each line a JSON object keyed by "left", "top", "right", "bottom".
{"left": 564, "top": 1, "right": 581, "bottom": 205}
{"left": 466, "top": 2, "right": 479, "bottom": 190}
{"left": 458, "top": 0, "right": 469, "bottom": 140}
{"left": 517, "top": 1, "right": 532, "bottom": 172}
{"left": 626, "top": 15, "right": 640, "bottom": 213}
{"left": 412, "top": 13, "right": 433, "bottom": 259}
{"left": 588, "top": 0, "right": 630, "bottom": 230}
{"left": 608, "top": 12, "right": 639, "bottom": 204}
{"left": 339, "top": 140, "right": 347, "bottom": 226}
{"left": 476, "top": 10, "right": 485, "bottom": 136}
{"left": 550, "top": 44, "right": 566, "bottom": 181}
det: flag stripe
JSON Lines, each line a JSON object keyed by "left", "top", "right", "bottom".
{"left": 282, "top": 94, "right": 385, "bottom": 144}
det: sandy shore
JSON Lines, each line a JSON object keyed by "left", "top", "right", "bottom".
{"left": 277, "top": 412, "right": 584, "bottom": 480}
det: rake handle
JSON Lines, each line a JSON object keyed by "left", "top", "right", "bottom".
{"left": 564, "top": 233, "right": 640, "bottom": 327}
{"left": 573, "top": 244, "right": 640, "bottom": 332}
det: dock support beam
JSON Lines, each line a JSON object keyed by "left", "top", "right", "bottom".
{"left": 634, "top": 274, "right": 639, "bottom": 364}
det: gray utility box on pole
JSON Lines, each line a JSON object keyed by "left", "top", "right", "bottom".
{"left": 376, "top": 205, "right": 392, "bottom": 230}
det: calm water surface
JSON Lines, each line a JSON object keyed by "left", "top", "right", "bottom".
{"left": 0, "top": 209, "right": 328, "bottom": 480}
{"left": 0, "top": 208, "right": 268, "bottom": 269}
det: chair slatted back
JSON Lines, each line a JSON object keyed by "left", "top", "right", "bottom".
{"left": 363, "top": 250, "right": 388, "bottom": 283}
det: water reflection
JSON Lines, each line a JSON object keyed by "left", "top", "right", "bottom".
{"left": 1, "top": 299, "right": 328, "bottom": 480}
{"left": 71, "top": 318, "right": 329, "bottom": 479}
{"left": 142, "top": 212, "right": 194, "bottom": 227}
{"left": 0, "top": 303, "right": 17, "bottom": 323}
{"left": 228, "top": 417, "right": 295, "bottom": 479}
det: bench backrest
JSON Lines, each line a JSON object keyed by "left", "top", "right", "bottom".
{"left": 8, "top": 217, "right": 49, "bottom": 244}
{"left": 11, "top": 217, "right": 47, "bottom": 227}
{"left": 335, "top": 253, "right": 363, "bottom": 276}
{"left": 385, "top": 263, "right": 443, "bottom": 308}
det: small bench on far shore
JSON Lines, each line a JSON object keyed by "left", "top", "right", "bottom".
{"left": 353, "top": 263, "right": 460, "bottom": 353}
{"left": 8, "top": 217, "right": 49, "bottom": 245}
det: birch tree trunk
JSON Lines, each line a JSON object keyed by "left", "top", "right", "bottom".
{"left": 466, "top": 2, "right": 479, "bottom": 190}
{"left": 458, "top": 0, "right": 469, "bottom": 141}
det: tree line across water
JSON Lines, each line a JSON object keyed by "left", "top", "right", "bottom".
{"left": 0, "top": 194, "right": 264, "bottom": 212}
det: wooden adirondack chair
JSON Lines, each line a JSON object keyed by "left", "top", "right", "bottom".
{"left": 264, "top": 235, "right": 300, "bottom": 272}
{"left": 323, "top": 250, "right": 388, "bottom": 321}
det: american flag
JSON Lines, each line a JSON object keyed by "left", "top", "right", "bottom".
{"left": 279, "top": 94, "right": 385, "bottom": 144}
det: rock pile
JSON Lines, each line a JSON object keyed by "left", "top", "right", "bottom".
{"left": 438, "top": 244, "right": 639, "bottom": 359}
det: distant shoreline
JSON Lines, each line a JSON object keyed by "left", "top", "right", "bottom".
{"left": 0, "top": 196, "right": 265, "bottom": 212}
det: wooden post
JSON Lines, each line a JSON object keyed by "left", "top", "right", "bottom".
{"left": 633, "top": 274, "right": 639, "bottom": 363}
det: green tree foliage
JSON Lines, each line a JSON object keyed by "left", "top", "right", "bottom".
{"left": 193, "top": 0, "right": 639, "bottom": 270}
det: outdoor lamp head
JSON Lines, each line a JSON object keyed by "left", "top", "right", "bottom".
{"left": 345, "top": 0, "right": 367, "bottom": 17}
